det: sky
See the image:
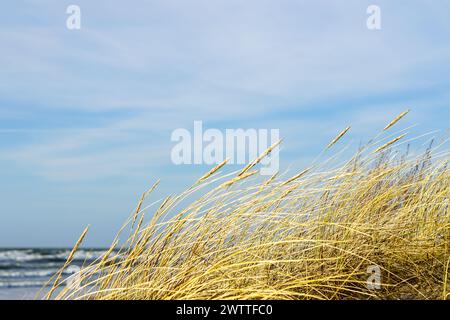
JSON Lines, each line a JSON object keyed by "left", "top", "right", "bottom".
{"left": 0, "top": 0, "right": 449, "bottom": 247}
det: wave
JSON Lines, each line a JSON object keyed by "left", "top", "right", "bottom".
{"left": 0, "top": 280, "right": 47, "bottom": 288}
{"left": 0, "top": 249, "right": 109, "bottom": 289}
{"left": 0, "top": 249, "right": 108, "bottom": 263}
{"left": 0, "top": 269, "right": 57, "bottom": 278}
{"left": 0, "top": 266, "right": 80, "bottom": 278}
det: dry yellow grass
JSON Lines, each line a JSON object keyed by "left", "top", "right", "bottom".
{"left": 47, "top": 112, "right": 449, "bottom": 300}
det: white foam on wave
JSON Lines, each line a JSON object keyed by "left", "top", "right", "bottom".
{"left": 0, "top": 250, "right": 44, "bottom": 262}
{"left": 0, "top": 249, "right": 106, "bottom": 262}
{"left": 0, "top": 280, "right": 46, "bottom": 288}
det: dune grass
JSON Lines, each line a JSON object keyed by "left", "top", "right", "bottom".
{"left": 47, "top": 111, "right": 449, "bottom": 300}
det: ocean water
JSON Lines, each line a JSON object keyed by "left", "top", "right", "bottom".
{"left": 0, "top": 248, "right": 106, "bottom": 300}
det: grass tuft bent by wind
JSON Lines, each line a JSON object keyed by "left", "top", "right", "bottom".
{"left": 47, "top": 111, "right": 449, "bottom": 300}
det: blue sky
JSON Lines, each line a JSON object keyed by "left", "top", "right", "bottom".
{"left": 0, "top": 1, "right": 449, "bottom": 247}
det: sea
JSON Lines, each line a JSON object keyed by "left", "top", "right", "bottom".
{"left": 0, "top": 248, "right": 106, "bottom": 300}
